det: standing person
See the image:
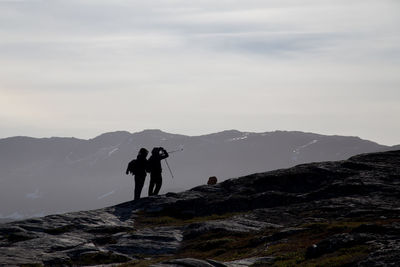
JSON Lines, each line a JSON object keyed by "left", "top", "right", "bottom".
{"left": 147, "top": 147, "right": 169, "bottom": 196}
{"left": 126, "top": 148, "right": 148, "bottom": 201}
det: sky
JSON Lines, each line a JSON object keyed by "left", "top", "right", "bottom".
{"left": 0, "top": 0, "right": 399, "bottom": 145}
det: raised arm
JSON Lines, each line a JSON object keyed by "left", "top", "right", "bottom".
{"left": 159, "top": 148, "right": 169, "bottom": 160}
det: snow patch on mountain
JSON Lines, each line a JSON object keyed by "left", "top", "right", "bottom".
{"left": 65, "top": 143, "right": 122, "bottom": 165}
{"left": 292, "top": 140, "right": 319, "bottom": 162}
{"left": 97, "top": 190, "right": 115, "bottom": 200}
{"left": 108, "top": 148, "right": 119, "bottom": 156}
{"left": 26, "top": 189, "right": 42, "bottom": 199}
{"left": 65, "top": 151, "right": 90, "bottom": 164}
{"left": 227, "top": 133, "right": 250, "bottom": 142}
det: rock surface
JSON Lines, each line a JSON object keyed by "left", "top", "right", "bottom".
{"left": 0, "top": 150, "right": 399, "bottom": 266}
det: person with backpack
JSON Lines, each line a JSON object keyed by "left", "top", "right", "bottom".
{"left": 147, "top": 147, "right": 169, "bottom": 196}
{"left": 126, "top": 148, "right": 148, "bottom": 201}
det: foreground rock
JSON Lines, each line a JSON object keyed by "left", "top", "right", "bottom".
{"left": 0, "top": 150, "right": 399, "bottom": 266}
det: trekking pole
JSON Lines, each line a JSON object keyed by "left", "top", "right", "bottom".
{"left": 164, "top": 159, "right": 174, "bottom": 179}
{"left": 167, "top": 146, "right": 184, "bottom": 154}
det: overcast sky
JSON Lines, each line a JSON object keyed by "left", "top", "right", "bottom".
{"left": 0, "top": 0, "right": 399, "bottom": 145}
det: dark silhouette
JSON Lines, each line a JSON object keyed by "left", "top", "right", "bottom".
{"left": 208, "top": 176, "right": 218, "bottom": 185}
{"left": 126, "top": 148, "right": 148, "bottom": 200}
{"left": 147, "top": 147, "right": 169, "bottom": 196}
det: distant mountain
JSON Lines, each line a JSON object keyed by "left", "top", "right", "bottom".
{"left": 0, "top": 129, "right": 396, "bottom": 220}
{"left": 392, "top": 145, "right": 400, "bottom": 150}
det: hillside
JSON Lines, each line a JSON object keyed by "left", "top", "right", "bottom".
{"left": 0, "top": 129, "right": 395, "bottom": 220}
{"left": 0, "top": 150, "right": 399, "bottom": 266}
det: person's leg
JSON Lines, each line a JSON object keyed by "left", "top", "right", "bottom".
{"left": 148, "top": 174, "right": 155, "bottom": 196}
{"left": 134, "top": 174, "right": 145, "bottom": 200}
{"left": 153, "top": 174, "right": 162, "bottom": 195}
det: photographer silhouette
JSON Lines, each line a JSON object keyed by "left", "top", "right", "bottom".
{"left": 147, "top": 147, "right": 169, "bottom": 196}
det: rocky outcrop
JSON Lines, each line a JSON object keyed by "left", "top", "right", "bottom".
{"left": 0, "top": 150, "right": 399, "bottom": 266}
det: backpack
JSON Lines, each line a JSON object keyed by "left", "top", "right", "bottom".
{"left": 126, "top": 159, "right": 137, "bottom": 175}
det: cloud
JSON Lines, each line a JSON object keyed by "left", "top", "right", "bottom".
{"left": 0, "top": 0, "right": 399, "bottom": 144}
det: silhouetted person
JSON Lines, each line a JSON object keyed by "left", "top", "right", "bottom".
{"left": 147, "top": 147, "right": 169, "bottom": 196}
{"left": 126, "top": 148, "right": 148, "bottom": 201}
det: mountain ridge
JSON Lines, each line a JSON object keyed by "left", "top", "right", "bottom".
{"left": 0, "top": 129, "right": 395, "bottom": 146}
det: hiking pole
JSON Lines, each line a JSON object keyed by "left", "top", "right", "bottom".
{"left": 167, "top": 147, "right": 184, "bottom": 154}
{"left": 164, "top": 158, "right": 174, "bottom": 179}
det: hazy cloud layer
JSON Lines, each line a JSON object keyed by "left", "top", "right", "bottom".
{"left": 0, "top": 0, "right": 399, "bottom": 144}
